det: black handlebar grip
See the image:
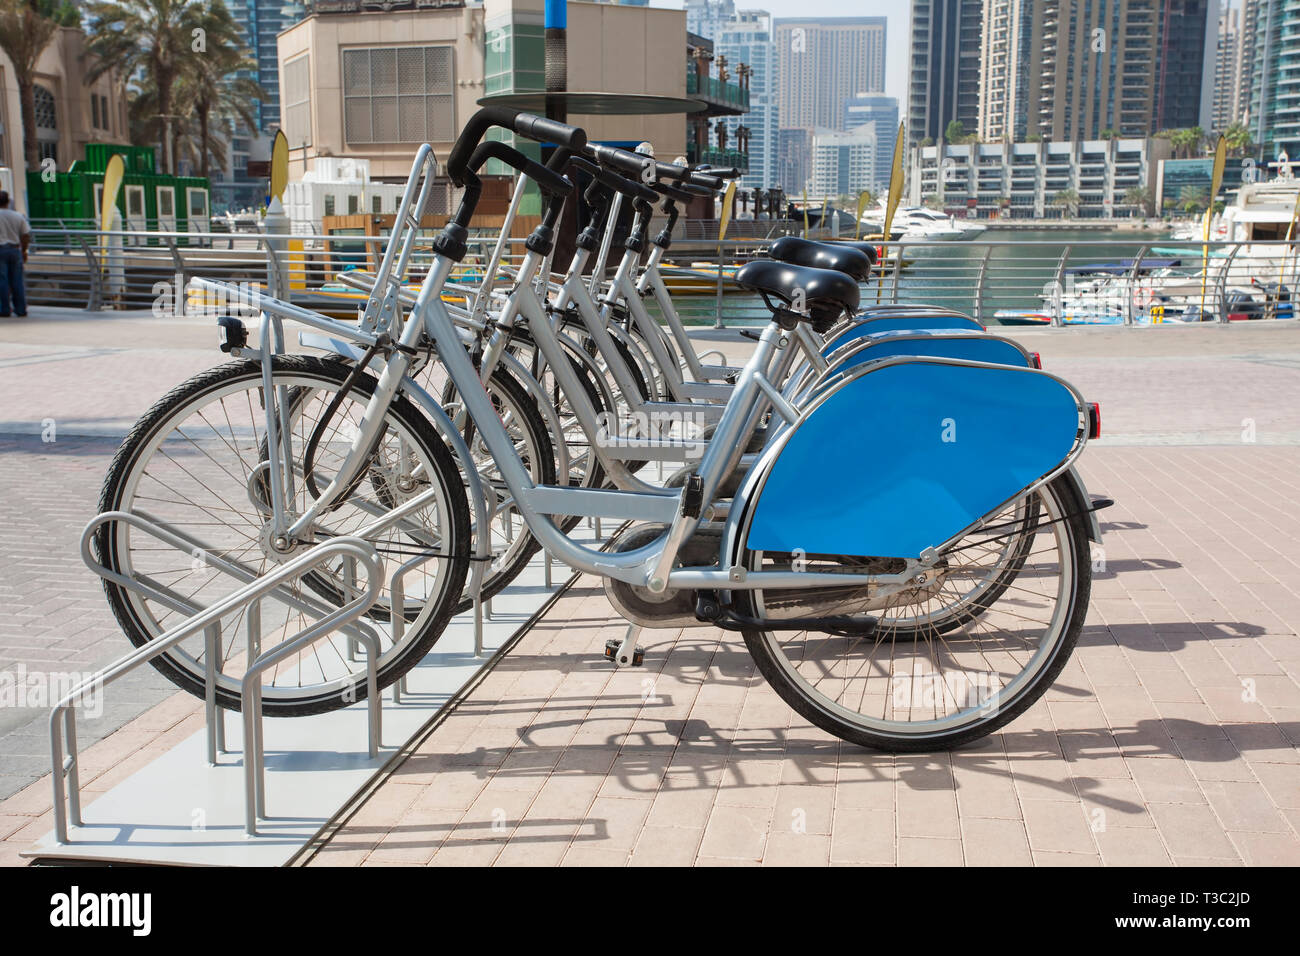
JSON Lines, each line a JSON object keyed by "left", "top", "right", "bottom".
{"left": 515, "top": 113, "right": 587, "bottom": 152}
{"left": 587, "top": 143, "right": 647, "bottom": 179}
{"left": 688, "top": 170, "right": 724, "bottom": 190}
{"left": 697, "top": 165, "right": 742, "bottom": 180}
{"left": 652, "top": 161, "right": 689, "bottom": 183}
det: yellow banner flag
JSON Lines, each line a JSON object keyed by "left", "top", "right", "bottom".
{"left": 855, "top": 189, "right": 871, "bottom": 240}
{"left": 1202, "top": 135, "right": 1226, "bottom": 243}
{"left": 100, "top": 153, "right": 124, "bottom": 234}
{"left": 882, "top": 121, "right": 905, "bottom": 239}
{"left": 878, "top": 123, "right": 906, "bottom": 302}
{"left": 1201, "top": 135, "right": 1227, "bottom": 316}
{"left": 718, "top": 180, "right": 737, "bottom": 240}
{"left": 270, "top": 129, "right": 289, "bottom": 204}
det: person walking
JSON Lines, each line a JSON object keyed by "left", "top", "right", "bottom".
{"left": 0, "top": 190, "right": 30, "bottom": 317}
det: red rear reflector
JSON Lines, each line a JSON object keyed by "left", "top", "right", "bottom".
{"left": 1087, "top": 403, "right": 1101, "bottom": 440}
{"left": 1030, "top": 351, "right": 1042, "bottom": 369}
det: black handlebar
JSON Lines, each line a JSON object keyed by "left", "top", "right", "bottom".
{"left": 585, "top": 144, "right": 728, "bottom": 193}
{"left": 652, "top": 181, "right": 708, "bottom": 204}
{"left": 567, "top": 154, "right": 659, "bottom": 204}
{"left": 446, "top": 107, "right": 587, "bottom": 186}
{"left": 467, "top": 141, "right": 572, "bottom": 196}
{"left": 695, "top": 165, "right": 742, "bottom": 181}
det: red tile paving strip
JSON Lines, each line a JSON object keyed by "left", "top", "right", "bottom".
{"left": 3, "top": 445, "right": 1298, "bottom": 866}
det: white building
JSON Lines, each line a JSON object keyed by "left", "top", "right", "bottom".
{"left": 810, "top": 126, "right": 878, "bottom": 199}
{"left": 909, "top": 138, "right": 1172, "bottom": 219}
{"left": 843, "top": 93, "right": 898, "bottom": 192}
{"left": 283, "top": 157, "right": 409, "bottom": 234}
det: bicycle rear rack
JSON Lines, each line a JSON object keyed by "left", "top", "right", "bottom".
{"left": 51, "top": 511, "right": 389, "bottom": 840}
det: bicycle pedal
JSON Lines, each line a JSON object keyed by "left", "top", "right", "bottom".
{"left": 603, "top": 638, "right": 645, "bottom": 667}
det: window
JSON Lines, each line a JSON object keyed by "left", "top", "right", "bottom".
{"left": 187, "top": 188, "right": 209, "bottom": 232}
{"left": 34, "top": 84, "right": 57, "bottom": 165}
{"left": 91, "top": 95, "right": 99, "bottom": 129}
{"left": 34, "top": 85, "right": 56, "bottom": 129}
{"left": 372, "top": 194, "right": 382, "bottom": 214}
{"left": 347, "top": 194, "right": 359, "bottom": 214}
{"left": 324, "top": 194, "right": 335, "bottom": 216}
{"left": 125, "top": 185, "right": 145, "bottom": 220}
{"left": 283, "top": 55, "right": 311, "bottom": 148}
{"left": 157, "top": 187, "right": 175, "bottom": 218}
{"left": 101, "top": 95, "right": 110, "bottom": 132}
{"left": 342, "top": 46, "right": 454, "bottom": 144}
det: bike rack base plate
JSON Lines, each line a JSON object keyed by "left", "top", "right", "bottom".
{"left": 21, "top": 541, "right": 594, "bottom": 867}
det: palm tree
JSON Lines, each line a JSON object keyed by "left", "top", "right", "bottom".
{"left": 0, "top": 0, "right": 79, "bottom": 171}
{"left": 1223, "top": 122, "right": 1254, "bottom": 157}
{"left": 1124, "top": 186, "right": 1154, "bottom": 217}
{"left": 1052, "top": 188, "right": 1081, "bottom": 218}
{"left": 84, "top": 0, "right": 204, "bottom": 175}
{"left": 175, "top": 1, "right": 263, "bottom": 180}
{"left": 1179, "top": 185, "right": 1209, "bottom": 214}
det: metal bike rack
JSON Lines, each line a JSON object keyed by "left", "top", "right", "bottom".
{"left": 50, "top": 511, "right": 387, "bottom": 841}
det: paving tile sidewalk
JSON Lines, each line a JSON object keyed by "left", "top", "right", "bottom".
{"left": 2, "top": 319, "right": 1298, "bottom": 865}
{"left": 300, "top": 445, "right": 1291, "bottom": 866}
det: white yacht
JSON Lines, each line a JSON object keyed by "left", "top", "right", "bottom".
{"left": 867, "top": 205, "right": 985, "bottom": 241}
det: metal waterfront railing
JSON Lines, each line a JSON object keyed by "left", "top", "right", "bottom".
{"left": 23, "top": 225, "right": 1300, "bottom": 327}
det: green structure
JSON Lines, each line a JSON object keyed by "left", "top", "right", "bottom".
{"left": 26, "top": 144, "right": 211, "bottom": 234}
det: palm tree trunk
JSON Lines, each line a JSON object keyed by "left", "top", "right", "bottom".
{"left": 158, "top": 76, "right": 173, "bottom": 175}
{"left": 198, "top": 104, "right": 211, "bottom": 181}
{"left": 18, "top": 76, "right": 39, "bottom": 171}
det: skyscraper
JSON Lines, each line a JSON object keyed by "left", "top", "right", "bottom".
{"left": 1212, "top": 2, "right": 1255, "bottom": 132}
{"left": 685, "top": 0, "right": 779, "bottom": 191}
{"left": 1212, "top": 5, "right": 1241, "bottom": 132}
{"left": 810, "top": 126, "right": 879, "bottom": 198}
{"left": 907, "top": 0, "right": 983, "bottom": 145}
{"left": 774, "top": 17, "right": 886, "bottom": 133}
{"left": 1249, "top": 0, "right": 1300, "bottom": 158}
{"left": 233, "top": 0, "right": 307, "bottom": 133}
{"left": 973, "top": 0, "right": 1213, "bottom": 144}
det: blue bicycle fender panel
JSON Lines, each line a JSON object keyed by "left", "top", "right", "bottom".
{"left": 746, "top": 361, "right": 1080, "bottom": 559}
{"left": 826, "top": 336, "right": 1029, "bottom": 378}
{"left": 824, "top": 314, "right": 984, "bottom": 355}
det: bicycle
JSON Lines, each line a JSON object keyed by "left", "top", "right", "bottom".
{"left": 97, "top": 109, "right": 1105, "bottom": 749}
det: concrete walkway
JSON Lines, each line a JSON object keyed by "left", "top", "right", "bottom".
{"left": 1, "top": 312, "right": 1297, "bottom": 865}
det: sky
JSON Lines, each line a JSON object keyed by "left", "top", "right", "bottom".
{"left": 649, "top": 0, "right": 911, "bottom": 104}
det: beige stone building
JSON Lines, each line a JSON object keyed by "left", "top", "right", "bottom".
{"left": 277, "top": 0, "right": 688, "bottom": 184}
{"left": 0, "top": 26, "right": 129, "bottom": 210}
{"left": 548, "top": 0, "right": 686, "bottom": 157}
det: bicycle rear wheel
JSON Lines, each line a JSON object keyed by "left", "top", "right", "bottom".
{"left": 736, "top": 476, "right": 1090, "bottom": 751}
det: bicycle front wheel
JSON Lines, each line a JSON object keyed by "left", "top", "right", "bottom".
{"left": 97, "top": 355, "right": 470, "bottom": 716}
